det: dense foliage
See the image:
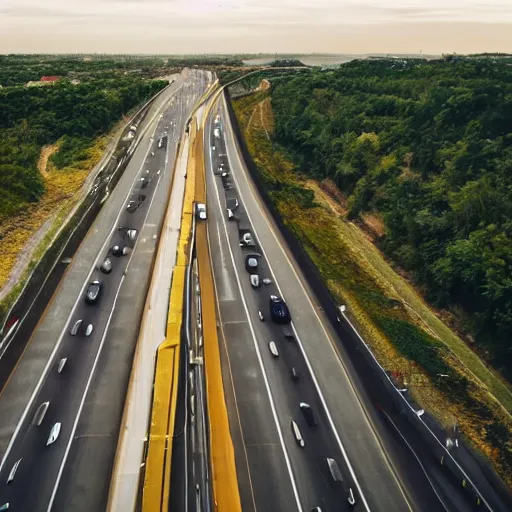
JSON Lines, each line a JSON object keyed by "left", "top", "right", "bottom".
{"left": 269, "top": 59, "right": 306, "bottom": 67}
{"left": 0, "top": 77, "right": 166, "bottom": 221}
{"left": 271, "top": 58, "right": 512, "bottom": 378}
{"left": 0, "top": 54, "right": 244, "bottom": 87}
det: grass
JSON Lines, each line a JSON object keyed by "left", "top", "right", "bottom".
{"left": 233, "top": 87, "right": 512, "bottom": 487}
{"left": 0, "top": 123, "right": 124, "bottom": 330}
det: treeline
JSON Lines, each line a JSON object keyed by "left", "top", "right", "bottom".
{"left": 0, "top": 55, "right": 244, "bottom": 86}
{"left": 0, "top": 77, "right": 166, "bottom": 221}
{"left": 269, "top": 59, "right": 306, "bottom": 67}
{"left": 271, "top": 58, "right": 512, "bottom": 379}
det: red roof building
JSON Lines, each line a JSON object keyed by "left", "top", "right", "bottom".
{"left": 40, "top": 76, "right": 61, "bottom": 82}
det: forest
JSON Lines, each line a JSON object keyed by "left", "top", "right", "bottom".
{"left": 0, "top": 76, "right": 167, "bottom": 222}
{"left": 270, "top": 58, "right": 512, "bottom": 379}
{"left": 0, "top": 54, "right": 244, "bottom": 86}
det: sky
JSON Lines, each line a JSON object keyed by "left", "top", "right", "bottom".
{"left": 0, "top": 0, "right": 511, "bottom": 55}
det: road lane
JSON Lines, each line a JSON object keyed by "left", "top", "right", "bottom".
{"left": 206, "top": 104, "right": 366, "bottom": 511}
{"left": 212, "top": 91, "right": 487, "bottom": 512}
{"left": 0, "top": 70, "right": 209, "bottom": 512}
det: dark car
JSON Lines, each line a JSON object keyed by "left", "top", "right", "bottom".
{"left": 269, "top": 295, "right": 291, "bottom": 324}
{"left": 245, "top": 254, "right": 261, "bottom": 274}
{"left": 99, "top": 257, "right": 112, "bottom": 274}
{"left": 299, "top": 402, "right": 318, "bottom": 427}
{"left": 85, "top": 280, "right": 102, "bottom": 304}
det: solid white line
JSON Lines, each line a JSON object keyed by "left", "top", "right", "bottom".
{"left": 219, "top": 90, "right": 417, "bottom": 509}
{"left": 207, "top": 123, "right": 303, "bottom": 512}
{"left": 0, "top": 98, "right": 168, "bottom": 475}
{"left": 205, "top": 227, "right": 258, "bottom": 512}
{"left": 46, "top": 274, "right": 125, "bottom": 511}
{"left": 340, "top": 311, "right": 493, "bottom": 511}
{"left": 47, "top": 168, "right": 164, "bottom": 511}
{"left": 382, "top": 411, "right": 450, "bottom": 511}
{"left": 218, "top": 100, "right": 375, "bottom": 511}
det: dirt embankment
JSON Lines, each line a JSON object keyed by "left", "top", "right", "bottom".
{"left": 37, "top": 144, "right": 59, "bottom": 178}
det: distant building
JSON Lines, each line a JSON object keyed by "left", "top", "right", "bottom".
{"left": 40, "top": 76, "right": 61, "bottom": 83}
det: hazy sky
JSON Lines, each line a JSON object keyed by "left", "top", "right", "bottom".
{"left": 1, "top": 0, "right": 511, "bottom": 54}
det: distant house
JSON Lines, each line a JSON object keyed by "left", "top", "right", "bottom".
{"left": 40, "top": 76, "right": 61, "bottom": 83}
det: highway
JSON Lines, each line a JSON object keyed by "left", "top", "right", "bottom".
{"left": 0, "top": 69, "right": 210, "bottom": 512}
{"left": 203, "top": 92, "right": 478, "bottom": 512}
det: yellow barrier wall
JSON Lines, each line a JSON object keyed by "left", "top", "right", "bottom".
{"left": 142, "top": 122, "right": 196, "bottom": 511}
{"left": 196, "top": 112, "right": 242, "bottom": 512}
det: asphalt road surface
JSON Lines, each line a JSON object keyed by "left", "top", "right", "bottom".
{"left": 203, "top": 93, "right": 483, "bottom": 512}
{"left": 0, "top": 69, "right": 210, "bottom": 512}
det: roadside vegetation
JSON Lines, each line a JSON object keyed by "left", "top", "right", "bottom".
{"left": 0, "top": 71, "right": 166, "bottom": 293}
{"left": 231, "top": 58, "right": 512, "bottom": 486}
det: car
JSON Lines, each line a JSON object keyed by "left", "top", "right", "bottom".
{"left": 85, "top": 324, "right": 94, "bottom": 336}
{"left": 85, "top": 280, "right": 102, "bottom": 304}
{"left": 326, "top": 457, "right": 343, "bottom": 482}
{"left": 226, "top": 198, "right": 239, "bottom": 211}
{"left": 70, "top": 319, "right": 83, "bottom": 335}
{"left": 250, "top": 274, "right": 260, "bottom": 288}
{"left": 291, "top": 420, "right": 305, "bottom": 447}
{"left": 239, "top": 232, "right": 256, "bottom": 248}
{"left": 245, "top": 254, "right": 260, "bottom": 274}
{"left": 126, "top": 229, "right": 138, "bottom": 241}
{"left": 284, "top": 329, "right": 295, "bottom": 341}
{"left": 299, "top": 402, "right": 318, "bottom": 427}
{"left": 33, "top": 401, "right": 50, "bottom": 427}
{"left": 99, "top": 257, "right": 112, "bottom": 274}
{"left": 7, "top": 459, "right": 22, "bottom": 484}
{"left": 196, "top": 203, "right": 207, "bottom": 220}
{"left": 140, "top": 177, "right": 149, "bottom": 189}
{"left": 269, "top": 295, "right": 291, "bottom": 324}
{"left": 269, "top": 341, "right": 279, "bottom": 357}
{"left": 46, "top": 422, "right": 62, "bottom": 446}
{"left": 126, "top": 200, "right": 138, "bottom": 212}
{"left": 57, "top": 358, "right": 67, "bottom": 374}
{"left": 291, "top": 367, "right": 300, "bottom": 381}
{"left": 112, "top": 245, "right": 129, "bottom": 256}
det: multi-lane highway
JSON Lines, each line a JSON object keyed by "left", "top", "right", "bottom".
{"left": 202, "top": 92, "right": 481, "bottom": 512}
{"left": 0, "top": 69, "right": 210, "bottom": 512}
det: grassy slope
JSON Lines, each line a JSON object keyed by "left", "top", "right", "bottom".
{"left": 233, "top": 89, "right": 512, "bottom": 487}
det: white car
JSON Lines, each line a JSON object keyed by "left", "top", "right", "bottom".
{"left": 46, "top": 422, "right": 62, "bottom": 446}
{"left": 196, "top": 203, "right": 207, "bottom": 220}
{"left": 269, "top": 341, "right": 279, "bottom": 357}
{"left": 250, "top": 274, "right": 260, "bottom": 288}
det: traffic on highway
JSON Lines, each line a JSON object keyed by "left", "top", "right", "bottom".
{"left": 0, "top": 71, "right": 210, "bottom": 512}
{"left": 205, "top": 106, "right": 369, "bottom": 512}
{"left": 202, "top": 92, "right": 495, "bottom": 512}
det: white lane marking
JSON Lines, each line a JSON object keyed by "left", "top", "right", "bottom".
{"left": 0, "top": 109, "right": 163, "bottom": 475}
{"left": 47, "top": 169, "right": 164, "bottom": 510}
{"left": 47, "top": 275, "right": 125, "bottom": 510}
{"left": 206, "top": 228, "right": 258, "bottom": 512}
{"left": 382, "top": 412, "right": 449, "bottom": 511}
{"left": 215, "top": 222, "right": 235, "bottom": 301}
{"left": 207, "top": 125, "right": 303, "bottom": 512}
{"left": 219, "top": 100, "right": 376, "bottom": 511}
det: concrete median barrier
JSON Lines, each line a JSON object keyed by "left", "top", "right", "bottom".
{"left": 142, "top": 124, "right": 196, "bottom": 511}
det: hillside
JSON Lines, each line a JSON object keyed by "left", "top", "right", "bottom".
{"left": 270, "top": 58, "right": 512, "bottom": 381}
